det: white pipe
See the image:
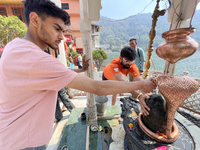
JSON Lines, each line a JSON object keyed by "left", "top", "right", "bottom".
{"left": 59, "top": 40, "right": 67, "bottom": 67}
{"left": 97, "top": 115, "right": 121, "bottom": 120}
{"left": 85, "top": 125, "right": 90, "bottom": 150}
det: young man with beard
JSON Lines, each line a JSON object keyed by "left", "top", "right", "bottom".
{"left": 102, "top": 46, "right": 150, "bottom": 109}
{"left": 0, "top": 0, "right": 155, "bottom": 149}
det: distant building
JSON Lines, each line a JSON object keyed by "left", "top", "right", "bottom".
{"left": 61, "top": 0, "right": 102, "bottom": 53}
{"left": 0, "top": 0, "right": 25, "bottom": 22}
{"left": 91, "top": 23, "right": 102, "bottom": 50}
{"left": 107, "top": 50, "right": 112, "bottom": 53}
{"left": 0, "top": 0, "right": 102, "bottom": 53}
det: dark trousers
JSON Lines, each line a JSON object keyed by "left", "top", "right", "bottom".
{"left": 102, "top": 73, "right": 108, "bottom": 80}
{"left": 78, "top": 64, "right": 82, "bottom": 69}
{"left": 55, "top": 87, "right": 76, "bottom": 121}
{"left": 76, "top": 61, "right": 82, "bottom": 69}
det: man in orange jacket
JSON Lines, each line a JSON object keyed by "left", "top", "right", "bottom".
{"left": 103, "top": 46, "right": 150, "bottom": 115}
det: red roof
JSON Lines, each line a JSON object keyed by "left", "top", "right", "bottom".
{"left": 0, "top": 47, "right": 4, "bottom": 53}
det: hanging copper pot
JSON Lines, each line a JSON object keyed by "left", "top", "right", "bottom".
{"left": 156, "top": 27, "right": 199, "bottom": 63}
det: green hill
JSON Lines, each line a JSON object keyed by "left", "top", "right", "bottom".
{"left": 95, "top": 10, "right": 200, "bottom": 51}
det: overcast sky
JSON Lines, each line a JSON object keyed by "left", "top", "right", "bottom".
{"left": 100, "top": 0, "right": 200, "bottom": 19}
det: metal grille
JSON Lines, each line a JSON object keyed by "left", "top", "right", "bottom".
{"left": 180, "top": 79, "right": 200, "bottom": 115}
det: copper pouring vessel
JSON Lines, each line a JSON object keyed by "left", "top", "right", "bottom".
{"left": 156, "top": 28, "right": 199, "bottom": 63}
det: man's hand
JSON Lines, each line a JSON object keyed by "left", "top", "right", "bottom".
{"left": 82, "top": 55, "right": 90, "bottom": 71}
{"left": 140, "top": 77, "right": 156, "bottom": 93}
{"left": 139, "top": 71, "right": 143, "bottom": 75}
{"left": 139, "top": 94, "right": 150, "bottom": 116}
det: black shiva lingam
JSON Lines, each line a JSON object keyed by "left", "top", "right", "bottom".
{"left": 120, "top": 94, "right": 200, "bottom": 150}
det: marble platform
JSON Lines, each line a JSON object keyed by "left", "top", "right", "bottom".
{"left": 56, "top": 105, "right": 200, "bottom": 150}
{"left": 57, "top": 105, "right": 122, "bottom": 150}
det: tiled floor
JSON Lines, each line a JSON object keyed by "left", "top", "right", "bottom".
{"left": 46, "top": 94, "right": 130, "bottom": 150}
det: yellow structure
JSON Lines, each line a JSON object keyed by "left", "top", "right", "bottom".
{"left": 0, "top": 0, "right": 24, "bottom": 22}
{"left": 0, "top": 0, "right": 23, "bottom": 5}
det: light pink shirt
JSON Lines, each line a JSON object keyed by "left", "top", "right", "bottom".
{"left": 0, "top": 38, "right": 78, "bottom": 150}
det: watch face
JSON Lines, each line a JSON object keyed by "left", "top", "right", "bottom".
{"left": 90, "top": 124, "right": 99, "bottom": 132}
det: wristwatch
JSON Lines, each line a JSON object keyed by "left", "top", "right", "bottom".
{"left": 136, "top": 93, "right": 143, "bottom": 100}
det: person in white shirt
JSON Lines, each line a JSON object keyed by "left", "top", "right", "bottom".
{"left": 77, "top": 52, "right": 83, "bottom": 69}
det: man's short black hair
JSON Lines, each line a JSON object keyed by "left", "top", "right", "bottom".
{"left": 24, "top": 0, "right": 70, "bottom": 26}
{"left": 129, "top": 38, "right": 137, "bottom": 42}
{"left": 120, "top": 46, "right": 136, "bottom": 61}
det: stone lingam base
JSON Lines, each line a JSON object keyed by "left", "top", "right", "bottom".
{"left": 138, "top": 113, "right": 179, "bottom": 143}
{"left": 120, "top": 97, "right": 200, "bottom": 150}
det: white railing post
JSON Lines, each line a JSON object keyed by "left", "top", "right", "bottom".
{"left": 79, "top": 0, "right": 102, "bottom": 130}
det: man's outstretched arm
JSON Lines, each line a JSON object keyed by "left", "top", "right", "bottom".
{"left": 67, "top": 74, "right": 156, "bottom": 97}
